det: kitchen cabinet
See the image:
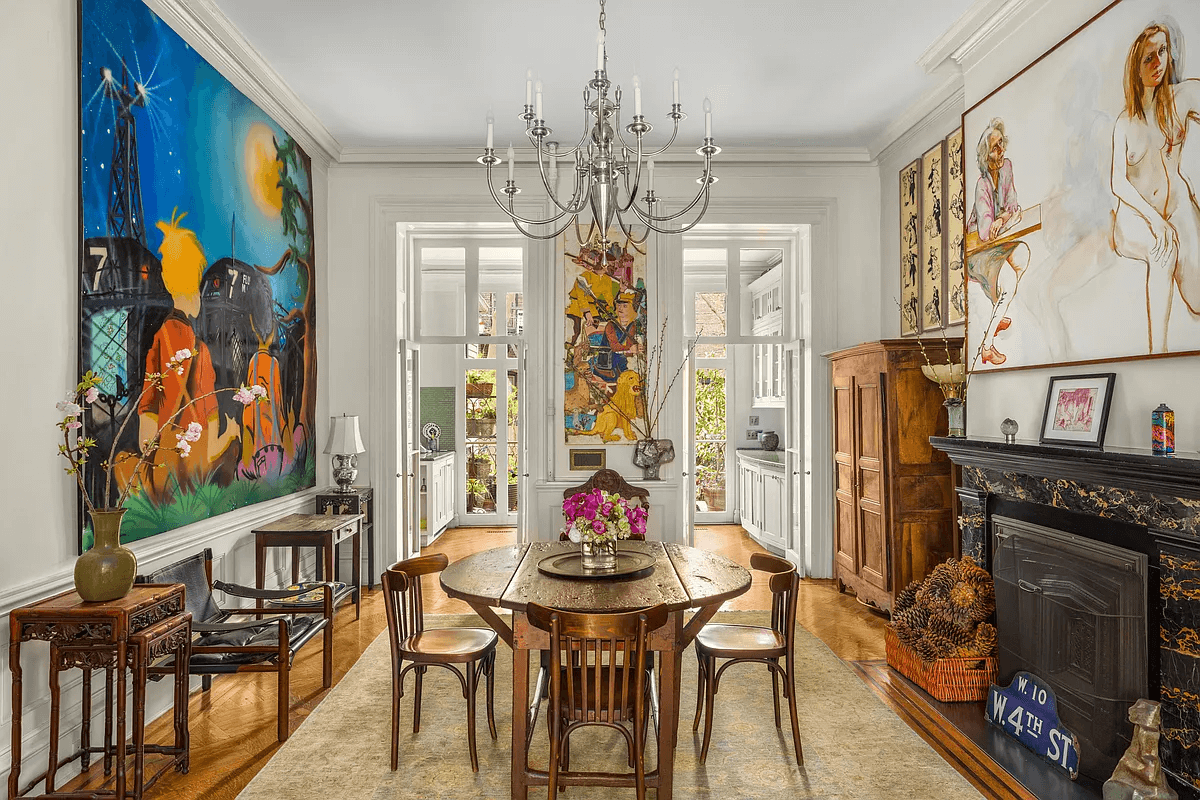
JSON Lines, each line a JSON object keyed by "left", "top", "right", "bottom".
{"left": 420, "top": 452, "right": 456, "bottom": 545}
{"left": 749, "top": 266, "right": 785, "bottom": 408}
{"left": 736, "top": 451, "right": 787, "bottom": 554}
{"left": 827, "top": 339, "right": 961, "bottom": 613}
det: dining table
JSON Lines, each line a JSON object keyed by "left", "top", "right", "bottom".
{"left": 440, "top": 539, "right": 752, "bottom": 800}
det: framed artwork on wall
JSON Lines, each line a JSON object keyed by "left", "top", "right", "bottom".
{"left": 78, "top": 0, "right": 318, "bottom": 550}
{"left": 964, "top": 0, "right": 1200, "bottom": 373}
{"left": 946, "top": 127, "right": 967, "bottom": 326}
{"left": 899, "top": 158, "right": 922, "bottom": 335}
{"left": 921, "top": 139, "right": 947, "bottom": 331}
{"left": 1039, "top": 373, "right": 1116, "bottom": 448}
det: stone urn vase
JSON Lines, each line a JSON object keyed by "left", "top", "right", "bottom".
{"left": 75, "top": 508, "right": 137, "bottom": 602}
{"left": 633, "top": 438, "right": 675, "bottom": 481}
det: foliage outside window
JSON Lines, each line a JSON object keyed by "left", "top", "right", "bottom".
{"left": 694, "top": 368, "right": 726, "bottom": 505}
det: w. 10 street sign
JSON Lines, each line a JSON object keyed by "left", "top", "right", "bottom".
{"left": 985, "top": 671, "right": 1080, "bottom": 779}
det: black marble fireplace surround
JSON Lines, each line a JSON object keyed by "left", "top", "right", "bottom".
{"left": 932, "top": 436, "right": 1200, "bottom": 800}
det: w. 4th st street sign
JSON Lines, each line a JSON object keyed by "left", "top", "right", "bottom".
{"left": 986, "top": 671, "right": 1080, "bottom": 779}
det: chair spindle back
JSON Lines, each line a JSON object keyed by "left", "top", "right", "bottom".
{"left": 750, "top": 553, "right": 799, "bottom": 644}
{"left": 383, "top": 554, "right": 449, "bottom": 645}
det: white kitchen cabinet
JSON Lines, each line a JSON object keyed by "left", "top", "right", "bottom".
{"left": 749, "top": 265, "right": 785, "bottom": 408}
{"left": 420, "top": 452, "right": 456, "bottom": 545}
{"left": 736, "top": 451, "right": 787, "bottom": 553}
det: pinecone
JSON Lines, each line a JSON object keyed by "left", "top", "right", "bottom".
{"left": 927, "top": 615, "right": 972, "bottom": 648}
{"left": 891, "top": 605, "right": 929, "bottom": 633}
{"left": 973, "top": 622, "right": 998, "bottom": 657}
{"left": 895, "top": 581, "right": 921, "bottom": 613}
{"left": 914, "top": 635, "right": 942, "bottom": 663}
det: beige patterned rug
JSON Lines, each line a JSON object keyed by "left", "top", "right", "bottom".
{"left": 237, "top": 611, "right": 981, "bottom": 800}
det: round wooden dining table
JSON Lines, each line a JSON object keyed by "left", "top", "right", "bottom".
{"left": 440, "top": 539, "right": 751, "bottom": 800}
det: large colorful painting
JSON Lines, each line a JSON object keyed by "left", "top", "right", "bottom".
{"left": 563, "top": 230, "right": 647, "bottom": 443}
{"left": 78, "top": 0, "right": 317, "bottom": 547}
{"left": 964, "top": 0, "right": 1200, "bottom": 371}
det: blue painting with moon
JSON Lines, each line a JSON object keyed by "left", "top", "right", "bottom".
{"left": 78, "top": 0, "right": 317, "bottom": 548}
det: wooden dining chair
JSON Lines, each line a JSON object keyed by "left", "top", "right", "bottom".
{"left": 527, "top": 602, "right": 668, "bottom": 800}
{"left": 382, "top": 554, "right": 498, "bottom": 772}
{"left": 691, "top": 552, "right": 803, "bottom": 765}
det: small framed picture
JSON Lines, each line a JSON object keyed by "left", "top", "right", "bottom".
{"left": 1039, "top": 374, "right": 1116, "bottom": 449}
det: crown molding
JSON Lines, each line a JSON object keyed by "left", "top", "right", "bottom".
{"left": 870, "top": 76, "right": 965, "bottom": 163}
{"left": 143, "top": 0, "right": 342, "bottom": 166}
{"left": 336, "top": 145, "right": 873, "bottom": 167}
{"left": 918, "top": 0, "right": 1047, "bottom": 74}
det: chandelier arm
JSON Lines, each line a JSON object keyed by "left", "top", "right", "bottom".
{"left": 615, "top": 207, "right": 651, "bottom": 246}
{"left": 485, "top": 167, "right": 573, "bottom": 226}
{"left": 616, "top": 135, "right": 644, "bottom": 215}
{"left": 510, "top": 213, "right": 579, "bottom": 241}
{"left": 630, "top": 186, "right": 711, "bottom": 233}
{"left": 636, "top": 163, "right": 713, "bottom": 222}
{"left": 639, "top": 119, "right": 681, "bottom": 158}
{"left": 534, "top": 143, "right": 592, "bottom": 215}
{"left": 532, "top": 104, "right": 592, "bottom": 159}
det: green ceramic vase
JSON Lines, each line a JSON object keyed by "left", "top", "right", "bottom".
{"left": 75, "top": 509, "right": 137, "bottom": 602}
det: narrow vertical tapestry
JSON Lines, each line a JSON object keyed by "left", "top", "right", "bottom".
{"left": 563, "top": 230, "right": 647, "bottom": 444}
{"left": 79, "top": 0, "right": 317, "bottom": 547}
{"left": 899, "top": 158, "right": 922, "bottom": 335}
{"left": 921, "top": 140, "right": 947, "bottom": 330}
{"left": 946, "top": 127, "right": 967, "bottom": 325}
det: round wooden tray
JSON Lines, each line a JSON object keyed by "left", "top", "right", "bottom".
{"left": 537, "top": 549, "right": 657, "bottom": 580}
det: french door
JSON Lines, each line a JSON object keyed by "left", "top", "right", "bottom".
{"left": 398, "top": 340, "right": 422, "bottom": 560}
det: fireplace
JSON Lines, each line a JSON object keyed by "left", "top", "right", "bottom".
{"left": 991, "top": 515, "right": 1148, "bottom": 780}
{"left": 932, "top": 435, "right": 1200, "bottom": 800}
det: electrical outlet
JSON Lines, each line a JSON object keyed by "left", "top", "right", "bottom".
{"left": 748, "top": 415, "right": 760, "bottom": 426}
{"left": 746, "top": 429, "right": 759, "bottom": 441}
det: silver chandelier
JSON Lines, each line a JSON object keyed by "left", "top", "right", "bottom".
{"left": 478, "top": 0, "right": 719, "bottom": 248}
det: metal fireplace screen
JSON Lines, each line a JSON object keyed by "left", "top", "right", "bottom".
{"left": 991, "top": 516, "right": 1147, "bottom": 781}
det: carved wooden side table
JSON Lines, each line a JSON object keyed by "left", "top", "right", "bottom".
{"left": 8, "top": 584, "right": 192, "bottom": 799}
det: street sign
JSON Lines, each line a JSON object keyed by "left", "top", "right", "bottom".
{"left": 986, "top": 671, "right": 1080, "bottom": 779}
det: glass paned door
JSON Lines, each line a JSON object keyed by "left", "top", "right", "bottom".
{"left": 398, "top": 340, "right": 421, "bottom": 560}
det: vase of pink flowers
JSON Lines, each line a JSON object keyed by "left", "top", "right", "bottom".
{"left": 58, "top": 350, "right": 267, "bottom": 601}
{"left": 562, "top": 488, "right": 648, "bottom": 571}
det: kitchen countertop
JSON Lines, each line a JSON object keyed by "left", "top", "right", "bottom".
{"left": 736, "top": 450, "right": 784, "bottom": 467}
{"left": 419, "top": 450, "right": 455, "bottom": 462}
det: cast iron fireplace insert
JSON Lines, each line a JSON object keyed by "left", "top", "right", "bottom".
{"left": 992, "top": 515, "right": 1148, "bottom": 781}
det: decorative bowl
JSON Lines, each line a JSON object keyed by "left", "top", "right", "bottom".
{"left": 921, "top": 363, "right": 966, "bottom": 385}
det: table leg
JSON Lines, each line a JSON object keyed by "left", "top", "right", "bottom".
{"left": 116, "top": 642, "right": 127, "bottom": 800}
{"left": 104, "top": 668, "right": 113, "bottom": 774}
{"left": 292, "top": 546, "right": 301, "bottom": 584}
{"left": 352, "top": 523, "right": 361, "bottom": 619}
{"left": 176, "top": 628, "right": 191, "bottom": 773}
{"left": 256, "top": 536, "right": 266, "bottom": 590}
{"left": 511, "top": 645, "right": 529, "bottom": 800}
{"left": 81, "top": 667, "right": 92, "bottom": 769}
{"left": 47, "top": 644, "right": 60, "bottom": 792}
{"left": 323, "top": 536, "right": 334, "bottom": 584}
{"left": 8, "top": 641, "right": 21, "bottom": 799}
{"left": 133, "top": 648, "right": 146, "bottom": 800}
{"left": 657, "top": 643, "right": 680, "bottom": 799}
{"left": 367, "top": 518, "right": 375, "bottom": 591}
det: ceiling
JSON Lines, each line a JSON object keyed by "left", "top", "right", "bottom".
{"left": 212, "top": 0, "right": 975, "bottom": 152}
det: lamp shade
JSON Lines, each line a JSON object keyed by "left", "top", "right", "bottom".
{"left": 324, "top": 415, "right": 366, "bottom": 455}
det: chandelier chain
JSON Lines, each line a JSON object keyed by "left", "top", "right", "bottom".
{"left": 598, "top": 0, "right": 606, "bottom": 35}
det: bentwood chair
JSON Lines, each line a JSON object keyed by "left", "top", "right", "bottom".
{"left": 382, "top": 554, "right": 498, "bottom": 772}
{"left": 140, "top": 548, "right": 335, "bottom": 743}
{"left": 527, "top": 603, "right": 668, "bottom": 800}
{"left": 692, "top": 552, "right": 804, "bottom": 765}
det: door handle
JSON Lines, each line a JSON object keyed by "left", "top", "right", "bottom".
{"left": 522, "top": 473, "right": 529, "bottom": 478}
{"left": 1017, "top": 579, "right": 1042, "bottom": 594}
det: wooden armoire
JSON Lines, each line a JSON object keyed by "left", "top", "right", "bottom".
{"left": 827, "top": 338, "right": 962, "bottom": 613}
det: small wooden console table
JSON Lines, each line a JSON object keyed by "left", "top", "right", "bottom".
{"left": 252, "top": 512, "right": 363, "bottom": 619}
{"left": 8, "top": 584, "right": 192, "bottom": 799}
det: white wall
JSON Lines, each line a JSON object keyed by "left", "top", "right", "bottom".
{"left": 876, "top": 0, "right": 1200, "bottom": 451}
{"left": 327, "top": 157, "right": 881, "bottom": 570}
{"left": 0, "top": 2, "right": 331, "bottom": 793}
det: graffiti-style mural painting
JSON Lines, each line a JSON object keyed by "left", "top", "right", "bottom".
{"left": 563, "top": 230, "right": 647, "bottom": 443}
{"left": 79, "top": 0, "right": 316, "bottom": 547}
{"left": 964, "top": 0, "right": 1200, "bottom": 371}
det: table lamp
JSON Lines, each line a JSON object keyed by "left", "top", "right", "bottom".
{"left": 324, "top": 414, "right": 366, "bottom": 493}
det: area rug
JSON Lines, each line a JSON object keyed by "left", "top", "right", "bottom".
{"left": 236, "top": 611, "right": 982, "bottom": 799}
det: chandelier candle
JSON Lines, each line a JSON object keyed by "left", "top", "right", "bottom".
{"left": 478, "top": 0, "right": 718, "bottom": 247}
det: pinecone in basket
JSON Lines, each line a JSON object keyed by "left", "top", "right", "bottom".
{"left": 891, "top": 605, "right": 929, "bottom": 633}
{"left": 894, "top": 580, "right": 921, "bottom": 613}
{"left": 972, "top": 622, "right": 998, "bottom": 657}
{"left": 927, "top": 615, "right": 973, "bottom": 648}
{"left": 913, "top": 634, "right": 942, "bottom": 663}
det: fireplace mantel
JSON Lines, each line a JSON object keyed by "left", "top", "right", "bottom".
{"left": 931, "top": 436, "right": 1200, "bottom": 501}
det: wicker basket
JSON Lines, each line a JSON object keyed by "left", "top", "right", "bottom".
{"left": 885, "top": 627, "right": 996, "bottom": 703}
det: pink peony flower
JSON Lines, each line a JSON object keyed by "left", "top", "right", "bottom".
{"left": 601, "top": 502, "right": 614, "bottom": 516}
{"left": 591, "top": 519, "right": 607, "bottom": 535}
{"left": 84, "top": 386, "right": 100, "bottom": 404}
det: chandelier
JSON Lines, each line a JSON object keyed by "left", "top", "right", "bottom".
{"left": 478, "top": 0, "right": 719, "bottom": 248}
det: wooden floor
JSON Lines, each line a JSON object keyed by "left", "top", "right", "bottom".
{"left": 59, "top": 525, "right": 887, "bottom": 799}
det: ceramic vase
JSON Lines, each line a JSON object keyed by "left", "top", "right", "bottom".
{"left": 75, "top": 508, "right": 137, "bottom": 602}
{"left": 580, "top": 538, "right": 618, "bottom": 571}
